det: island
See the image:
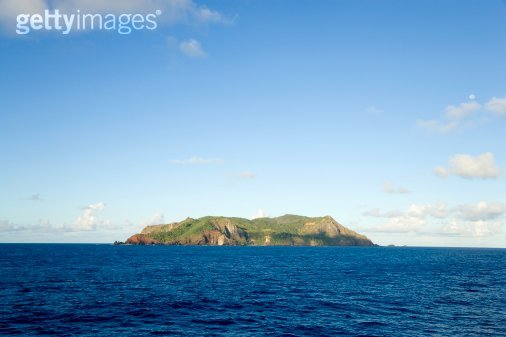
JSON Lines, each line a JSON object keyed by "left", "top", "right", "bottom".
{"left": 118, "top": 214, "right": 374, "bottom": 246}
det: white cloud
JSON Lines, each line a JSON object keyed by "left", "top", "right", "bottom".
{"left": 416, "top": 100, "right": 481, "bottom": 133}
{"left": 383, "top": 181, "right": 410, "bottom": 194}
{"left": 435, "top": 152, "right": 500, "bottom": 179}
{"left": 439, "top": 219, "right": 502, "bottom": 237}
{"left": 29, "top": 193, "right": 43, "bottom": 201}
{"left": 362, "top": 208, "right": 403, "bottom": 218}
{"left": 407, "top": 203, "right": 450, "bottom": 219}
{"left": 0, "top": 0, "right": 46, "bottom": 15}
{"left": 434, "top": 166, "right": 448, "bottom": 178}
{"left": 485, "top": 96, "right": 506, "bottom": 116}
{"left": 366, "top": 106, "right": 383, "bottom": 114}
{"left": 179, "top": 39, "right": 206, "bottom": 58}
{"left": 416, "top": 119, "right": 459, "bottom": 133}
{"left": 0, "top": 220, "right": 20, "bottom": 232}
{"left": 224, "top": 171, "right": 258, "bottom": 184}
{"left": 141, "top": 213, "right": 165, "bottom": 227}
{"left": 445, "top": 101, "right": 481, "bottom": 119}
{"left": 239, "top": 172, "right": 256, "bottom": 179}
{"left": 371, "top": 215, "right": 425, "bottom": 233}
{"left": 417, "top": 98, "right": 483, "bottom": 133}
{"left": 457, "top": 202, "right": 506, "bottom": 221}
{"left": 194, "top": 5, "right": 225, "bottom": 23}
{"left": 417, "top": 100, "right": 479, "bottom": 133}
{"left": 73, "top": 202, "right": 107, "bottom": 231}
{"left": 0, "top": 0, "right": 47, "bottom": 31}
{"left": 364, "top": 201, "right": 506, "bottom": 237}
{"left": 76, "top": 0, "right": 227, "bottom": 24}
{"left": 169, "top": 156, "right": 223, "bottom": 165}
{"left": 365, "top": 203, "right": 448, "bottom": 233}
{"left": 0, "top": 219, "right": 64, "bottom": 233}
{"left": 252, "top": 209, "right": 267, "bottom": 219}
{"left": 0, "top": 201, "right": 120, "bottom": 233}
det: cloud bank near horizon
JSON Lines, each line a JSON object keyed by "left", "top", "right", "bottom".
{"left": 364, "top": 201, "right": 506, "bottom": 238}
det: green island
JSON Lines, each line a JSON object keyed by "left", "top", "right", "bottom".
{"left": 118, "top": 214, "right": 374, "bottom": 246}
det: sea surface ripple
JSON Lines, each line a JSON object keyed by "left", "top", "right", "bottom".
{"left": 0, "top": 245, "right": 505, "bottom": 336}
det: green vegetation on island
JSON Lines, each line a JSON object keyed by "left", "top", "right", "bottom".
{"left": 121, "top": 214, "right": 374, "bottom": 246}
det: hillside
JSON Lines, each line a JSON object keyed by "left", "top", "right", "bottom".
{"left": 121, "top": 215, "right": 374, "bottom": 246}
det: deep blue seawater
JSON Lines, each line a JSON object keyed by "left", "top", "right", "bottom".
{"left": 0, "top": 245, "right": 505, "bottom": 336}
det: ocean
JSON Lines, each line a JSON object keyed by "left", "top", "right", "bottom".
{"left": 0, "top": 245, "right": 505, "bottom": 336}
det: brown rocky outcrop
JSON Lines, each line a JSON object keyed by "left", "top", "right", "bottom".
{"left": 125, "top": 234, "right": 160, "bottom": 245}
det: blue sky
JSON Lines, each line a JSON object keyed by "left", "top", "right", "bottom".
{"left": 0, "top": 0, "right": 505, "bottom": 246}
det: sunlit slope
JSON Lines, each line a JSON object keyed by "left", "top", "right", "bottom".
{"left": 125, "top": 215, "right": 374, "bottom": 246}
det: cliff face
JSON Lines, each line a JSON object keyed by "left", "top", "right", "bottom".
{"left": 122, "top": 215, "right": 374, "bottom": 246}
{"left": 125, "top": 234, "right": 160, "bottom": 245}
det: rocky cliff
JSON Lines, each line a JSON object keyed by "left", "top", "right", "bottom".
{"left": 121, "top": 215, "right": 374, "bottom": 246}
